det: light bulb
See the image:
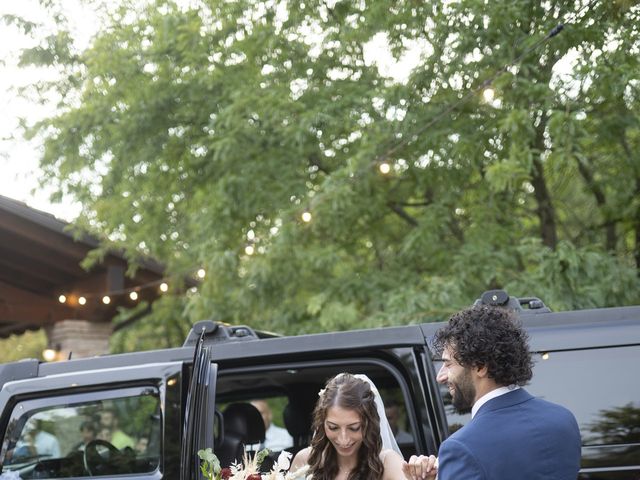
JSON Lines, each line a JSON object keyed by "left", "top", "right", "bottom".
{"left": 301, "top": 211, "right": 312, "bottom": 223}
{"left": 129, "top": 291, "right": 138, "bottom": 301}
{"left": 102, "top": 296, "right": 111, "bottom": 305}
{"left": 43, "top": 349, "right": 57, "bottom": 362}
{"left": 379, "top": 162, "right": 391, "bottom": 174}
{"left": 78, "top": 296, "right": 87, "bottom": 305}
{"left": 160, "top": 282, "right": 169, "bottom": 292}
{"left": 58, "top": 294, "right": 67, "bottom": 304}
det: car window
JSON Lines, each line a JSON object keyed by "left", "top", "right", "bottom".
{"left": 0, "top": 387, "right": 161, "bottom": 478}
{"left": 527, "top": 346, "right": 640, "bottom": 447}
{"left": 435, "top": 345, "right": 640, "bottom": 447}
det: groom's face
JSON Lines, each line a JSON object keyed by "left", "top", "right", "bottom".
{"left": 438, "top": 345, "right": 476, "bottom": 414}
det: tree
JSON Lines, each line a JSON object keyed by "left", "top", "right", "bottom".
{"left": 0, "top": 331, "right": 47, "bottom": 363}
{"left": 5, "top": 0, "right": 640, "bottom": 350}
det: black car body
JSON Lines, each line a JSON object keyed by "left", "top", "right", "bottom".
{"left": 0, "top": 293, "right": 639, "bottom": 480}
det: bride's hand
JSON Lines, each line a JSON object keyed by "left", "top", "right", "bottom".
{"left": 402, "top": 454, "right": 438, "bottom": 480}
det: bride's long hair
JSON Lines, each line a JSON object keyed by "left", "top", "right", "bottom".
{"left": 307, "top": 373, "right": 384, "bottom": 480}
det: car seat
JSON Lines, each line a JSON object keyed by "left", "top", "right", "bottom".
{"left": 216, "top": 403, "right": 265, "bottom": 467}
{"left": 282, "top": 402, "right": 314, "bottom": 456}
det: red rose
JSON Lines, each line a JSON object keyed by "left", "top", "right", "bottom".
{"left": 220, "top": 468, "right": 232, "bottom": 479}
{"left": 246, "top": 474, "right": 261, "bottom": 480}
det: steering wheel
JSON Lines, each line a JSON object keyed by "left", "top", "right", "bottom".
{"left": 83, "top": 439, "right": 120, "bottom": 476}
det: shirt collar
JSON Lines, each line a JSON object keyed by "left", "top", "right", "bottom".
{"left": 471, "top": 385, "right": 520, "bottom": 418}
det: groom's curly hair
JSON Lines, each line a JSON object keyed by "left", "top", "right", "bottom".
{"left": 433, "top": 305, "right": 533, "bottom": 386}
{"left": 308, "top": 373, "right": 384, "bottom": 480}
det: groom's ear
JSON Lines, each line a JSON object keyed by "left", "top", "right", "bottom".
{"left": 474, "top": 363, "right": 489, "bottom": 378}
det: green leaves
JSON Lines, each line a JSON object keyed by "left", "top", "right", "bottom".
{"left": 198, "top": 448, "right": 221, "bottom": 480}
{"left": 9, "top": 0, "right": 640, "bottom": 348}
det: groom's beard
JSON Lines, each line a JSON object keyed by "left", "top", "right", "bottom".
{"left": 451, "top": 368, "right": 476, "bottom": 414}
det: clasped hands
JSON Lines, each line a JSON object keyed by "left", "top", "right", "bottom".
{"left": 402, "top": 454, "right": 438, "bottom": 480}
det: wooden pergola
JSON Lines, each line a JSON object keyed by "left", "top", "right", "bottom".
{"left": 0, "top": 195, "right": 166, "bottom": 356}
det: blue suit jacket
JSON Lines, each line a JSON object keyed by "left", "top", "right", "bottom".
{"left": 438, "top": 389, "right": 581, "bottom": 480}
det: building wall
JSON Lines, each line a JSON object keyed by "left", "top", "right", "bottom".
{"left": 46, "top": 320, "right": 112, "bottom": 359}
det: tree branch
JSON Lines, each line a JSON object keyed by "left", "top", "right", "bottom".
{"left": 387, "top": 201, "right": 419, "bottom": 227}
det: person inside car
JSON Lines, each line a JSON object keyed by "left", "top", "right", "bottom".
{"left": 72, "top": 420, "right": 97, "bottom": 451}
{"left": 99, "top": 408, "right": 134, "bottom": 449}
{"left": 13, "top": 418, "right": 61, "bottom": 460}
{"left": 250, "top": 399, "right": 293, "bottom": 451}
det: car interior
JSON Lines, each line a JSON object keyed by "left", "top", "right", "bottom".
{"left": 214, "top": 362, "right": 418, "bottom": 469}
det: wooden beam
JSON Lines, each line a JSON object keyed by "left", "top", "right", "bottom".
{"left": 0, "top": 210, "right": 91, "bottom": 259}
{"left": 0, "top": 264, "right": 57, "bottom": 293}
{"left": 0, "top": 230, "right": 87, "bottom": 277}
{"left": 0, "top": 280, "right": 75, "bottom": 327}
{"left": 0, "top": 254, "right": 75, "bottom": 287}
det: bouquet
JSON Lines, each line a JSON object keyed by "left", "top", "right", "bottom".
{"left": 198, "top": 448, "right": 310, "bottom": 480}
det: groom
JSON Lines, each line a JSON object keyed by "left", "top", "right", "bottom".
{"left": 403, "top": 305, "right": 581, "bottom": 480}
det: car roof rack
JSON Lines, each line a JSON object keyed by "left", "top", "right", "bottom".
{"left": 474, "top": 290, "right": 551, "bottom": 314}
{"left": 182, "top": 320, "right": 278, "bottom": 347}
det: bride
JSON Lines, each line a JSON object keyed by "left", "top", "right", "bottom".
{"left": 289, "top": 373, "right": 437, "bottom": 480}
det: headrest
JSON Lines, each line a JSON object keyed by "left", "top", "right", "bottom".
{"left": 283, "top": 402, "right": 314, "bottom": 437}
{"left": 223, "top": 402, "right": 265, "bottom": 444}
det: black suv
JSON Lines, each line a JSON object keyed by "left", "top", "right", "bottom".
{"left": 0, "top": 291, "right": 638, "bottom": 480}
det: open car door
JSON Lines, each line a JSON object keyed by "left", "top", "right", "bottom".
{"left": 181, "top": 328, "right": 216, "bottom": 480}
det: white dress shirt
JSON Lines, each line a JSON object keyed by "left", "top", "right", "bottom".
{"left": 471, "top": 385, "right": 520, "bottom": 419}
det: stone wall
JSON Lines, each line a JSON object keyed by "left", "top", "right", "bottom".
{"left": 46, "top": 320, "right": 113, "bottom": 359}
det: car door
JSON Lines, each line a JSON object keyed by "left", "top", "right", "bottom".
{"left": 181, "top": 335, "right": 216, "bottom": 480}
{"left": 0, "top": 358, "right": 215, "bottom": 480}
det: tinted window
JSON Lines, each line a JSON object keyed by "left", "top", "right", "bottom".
{"left": 436, "top": 346, "right": 640, "bottom": 473}
{"left": 1, "top": 387, "right": 161, "bottom": 478}
{"left": 529, "top": 347, "right": 640, "bottom": 472}
{"left": 527, "top": 346, "right": 640, "bottom": 447}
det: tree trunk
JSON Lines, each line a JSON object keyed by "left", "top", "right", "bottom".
{"left": 575, "top": 156, "right": 617, "bottom": 251}
{"left": 635, "top": 176, "right": 640, "bottom": 274}
{"left": 531, "top": 119, "right": 558, "bottom": 249}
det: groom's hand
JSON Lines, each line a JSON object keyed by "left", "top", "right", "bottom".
{"left": 402, "top": 454, "right": 438, "bottom": 480}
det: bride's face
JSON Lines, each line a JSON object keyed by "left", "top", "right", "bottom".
{"left": 324, "top": 405, "right": 363, "bottom": 458}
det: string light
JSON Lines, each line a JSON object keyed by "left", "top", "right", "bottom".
{"left": 379, "top": 162, "right": 391, "bottom": 174}
{"left": 301, "top": 211, "right": 312, "bottom": 223}
{"left": 55, "top": 270, "right": 196, "bottom": 305}
{"left": 43, "top": 348, "right": 57, "bottom": 362}
{"left": 51, "top": 260, "right": 213, "bottom": 307}
{"left": 482, "top": 88, "right": 495, "bottom": 102}
{"left": 245, "top": 245, "right": 255, "bottom": 255}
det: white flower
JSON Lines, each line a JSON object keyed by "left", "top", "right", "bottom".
{"left": 284, "top": 464, "right": 310, "bottom": 480}
{"left": 274, "top": 450, "right": 292, "bottom": 472}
